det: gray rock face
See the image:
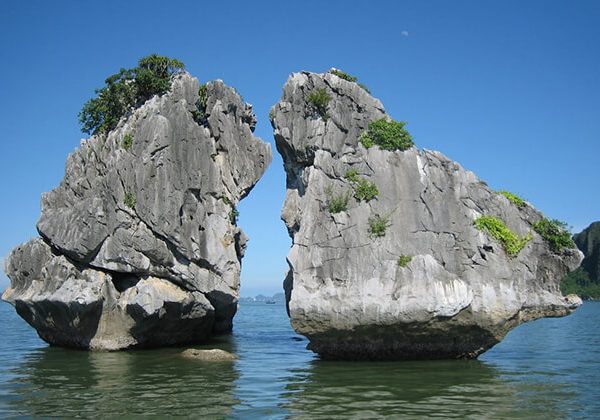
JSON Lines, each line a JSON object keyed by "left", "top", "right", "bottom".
{"left": 272, "top": 69, "right": 582, "bottom": 360}
{"left": 573, "top": 221, "right": 600, "bottom": 282}
{"left": 3, "top": 72, "right": 271, "bottom": 349}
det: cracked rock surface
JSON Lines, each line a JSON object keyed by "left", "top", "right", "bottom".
{"left": 272, "top": 69, "right": 582, "bottom": 360}
{"left": 3, "top": 72, "right": 271, "bottom": 349}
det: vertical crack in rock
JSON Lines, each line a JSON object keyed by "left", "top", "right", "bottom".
{"left": 3, "top": 72, "right": 272, "bottom": 349}
{"left": 272, "top": 68, "right": 583, "bottom": 360}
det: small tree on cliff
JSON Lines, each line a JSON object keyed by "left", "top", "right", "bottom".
{"left": 79, "top": 54, "right": 185, "bottom": 135}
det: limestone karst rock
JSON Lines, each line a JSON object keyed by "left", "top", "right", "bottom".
{"left": 3, "top": 72, "right": 272, "bottom": 349}
{"left": 573, "top": 221, "right": 600, "bottom": 283}
{"left": 271, "top": 69, "right": 583, "bottom": 360}
{"left": 561, "top": 221, "right": 600, "bottom": 298}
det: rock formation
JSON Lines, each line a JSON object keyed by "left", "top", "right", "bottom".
{"left": 272, "top": 69, "right": 583, "bottom": 360}
{"left": 562, "top": 221, "right": 600, "bottom": 298}
{"left": 573, "top": 222, "right": 600, "bottom": 283}
{"left": 3, "top": 72, "right": 272, "bottom": 349}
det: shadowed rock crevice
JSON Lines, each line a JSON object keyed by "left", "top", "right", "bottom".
{"left": 272, "top": 68, "right": 583, "bottom": 360}
{"left": 110, "top": 272, "right": 140, "bottom": 293}
{"left": 3, "top": 72, "right": 272, "bottom": 350}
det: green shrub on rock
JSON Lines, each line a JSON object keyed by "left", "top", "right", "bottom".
{"left": 329, "top": 68, "right": 370, "bottom": 93}
{"left": 79, "top": 54, "right": 184, "bottom": 135}
{"left": 344, "top": 169, "right": 378, "bottom": 202}
{"left": 398, "top": 255, "right": 412, "bottom": 267}
{"left": 191, "top": 83, "right": 209, "bottom": 125}
{"left": 124, "top": 192, "right": 136, "bottom": 209}
{"left": 359, "top": 132, "right": 375, "bottom": 149}
{"left": 474, "top": 215, "right": 531, "bottom": 257}
{"left": 344, "top": 169, "right": 360, "bottom": 183}
{"left": 533, "top": 218, "right": 575, "bottom": 251}
{"left": 328, "top": 192, "right": 350, "bottom": 214}
{"left": 368, "top": 214, "right": 390, "bottom": 238}
{"left": 307, "top": 88, "right": 331, "bottom": 120}
{"left": 360, "top": 118, "right": 413, "bottom": 151}
{"left": 354, "top": 178, "right": 378, "bottom": 202}
{"left": 330, "top": 69, "right": 357, "bottom": 82}
{"left": 499, "top": 191, "right": 526, "bottom": 208}
{"left": 122, "top": 133, "right": 133, "bottom": 151}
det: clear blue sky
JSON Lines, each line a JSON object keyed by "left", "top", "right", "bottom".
{"left": 1, "top": 1, "right": 598, "bottom": 295}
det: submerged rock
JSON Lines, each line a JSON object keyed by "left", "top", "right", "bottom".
{"left": 3, "top": 72, "right": 272, "bottom": 349}
{"left": 271, "top": 69, "right": 583, "bottom": 360}
{"left": 181, "top": 348, "right": 237, "bottom": 361}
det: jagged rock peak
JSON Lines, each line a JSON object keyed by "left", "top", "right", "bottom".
{"left": 272, "top": 68, "right": 582, "bottom": 360}
{"left": 3, "top": 71, "right": 272, "bottom": 349}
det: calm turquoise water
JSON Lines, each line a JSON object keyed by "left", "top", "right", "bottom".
{"left": 0, "top": 301, "right": 599, "bottom": 419}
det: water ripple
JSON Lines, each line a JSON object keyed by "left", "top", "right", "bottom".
{"left": 1, "top": 301, "right": 599, "bottom": 418}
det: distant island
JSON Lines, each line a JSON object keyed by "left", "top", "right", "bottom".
{"left": 562, "top": 221, "right": 600, "bottom": 299}
{"left": 240, "top": 293, "right": 285, "bottom": 303}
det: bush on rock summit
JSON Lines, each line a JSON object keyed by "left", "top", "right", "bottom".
{"left": 79, "top": 54, "right": 185, "bottom": 135}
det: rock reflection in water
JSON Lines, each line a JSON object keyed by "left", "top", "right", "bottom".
{"left": 6, "top": 344, "right": 238, "bottom": 418}
{"left": 281, "top": 359, "right": 572, "bottom": 419}
{"left": 1, "top": 302, "right": 599, "bottom": 418}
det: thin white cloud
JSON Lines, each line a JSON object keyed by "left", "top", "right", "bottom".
{"left": 401, "top": 30, "right": 409, "bottom": 37}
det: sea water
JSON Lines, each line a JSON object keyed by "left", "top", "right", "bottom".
{"left": 1, "top": 301, "right": 599, "bottom": 418}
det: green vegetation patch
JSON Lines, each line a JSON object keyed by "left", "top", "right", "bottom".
{"left": 359, "top": 132, "right": 375, "bottom": 149}
{"left": 229, "top": 208, "right": 240, "bottom": 224}
{"left": 561, "top": 267, "right": 600, "bottom": 299}
{"left": 307, "top": 88, "right": 331, "bottom": 120}
{"left": 474, "top": 215, "right": 531, "bottom": 257}
{"left": 191, "top": 83, "right": 209, "bottom": 125}
{"left": 344, "top": 169, "right": 360, "bottom": 183}
{"left": 398, "top": 255, "right": 412, "bottom": 268}
{"left": 344, "top": 169, "right": 379, "bottom": 202}
{"left": 360, "top": 118, "right": 413, "bottom": 152}
{"left": 122, "top": 133, "right": 133, "bottom": 151}
{"left": 329, "top": 69, "right": 370, "bottom": 93}
{"left": 354, "top": 178, "right": 379, "bottom": 202}
{"left": 330, "top": 69, "right": 357, "bottom": 82}
{"left": 221, "top": 195, "right": 239, "bottom": 223}
{"left": 368, "top": 214, "right": 390, "bottom": 238}
{"left": 124, "top": 192, "right": 136, "bottom": 209}
{"left": 328, "top": 191, "right": 350, "bottom": 214}
{"left": 79, "top": 54, "right": 184, "bottom": 135}
{"left": 499, "top": 191, "right": 526, "bottom": 208}
{"left": 533, "top": 218, "right": 575, "bottom": 251}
